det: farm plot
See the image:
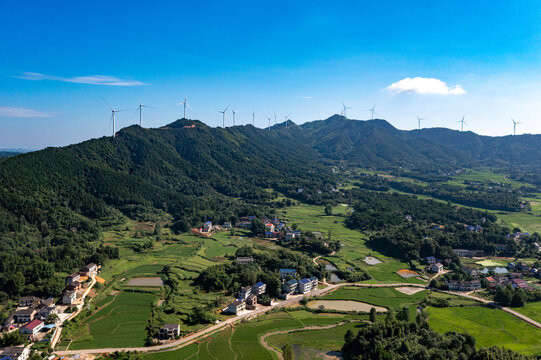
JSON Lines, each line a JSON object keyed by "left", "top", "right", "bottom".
{"left": 69, "top": 291, "right": 157, "bottom": 349}
{"left": 427, "top": 306, "right": 541, "bottom": 356}
{"left": 320, "top": 286, "right": 427, "bottom": 309}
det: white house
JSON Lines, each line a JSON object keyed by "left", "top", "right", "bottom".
{"left": 227, "top": 299, "right": 246, "bottom": 314}
{"left": 19, "top": 319, "right": 43, "bottom": 337}
{"left": 82, "top": 263, "right": 98, "bottom": 276}
{"left": 430, "top": 262, "right": 444, "bottom": 273}
{"left": 1, "top": 347, "right": 30, "bottom": 360}
{"left": 62, "top": 290, "right": 76, "bottom": 305}
{"left": 279, "top": 268, "right": 297, "bottom": 279}
{"left": 159, "top": 324, "right": 180, "bottom": 339}
{"left": 298, "top": 278, "right": 312, "bottom": 294}
{"left": 252, "top": 282, "right": 266, "bottom": 296}
{"left": 203, "top": 221, "right": 213, "bottom": 233}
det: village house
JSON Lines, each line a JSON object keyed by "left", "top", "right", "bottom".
{"left": 452, "top": 249, "right": 485, "bottom": 257}
{"left": 19, "top": 319, "right": 43, "bottom": 337}
{"left": 252, "top": 282, "right": 266, "bottom": 296}
{"left": 65, "top": 273, "right": 80, "bottom": 285}
{"left": 81, "top": 263, "right": 98, "bottom": 276}
{"left": 18, "top": 296, "right": 40, "bottom": 308}
{"left": 236, "top": 256, "right": 254, "bottom": 264}
{"left": 0, "top": 347, "right": 30, "bottom": 360}
{"left": 36, "top": 304, "right": 56, "bottom": 321}
{"left": 494, "top": 244, "right": 507, "bottom": 251}
{"left": 66, "top": 280, "right": 81, "bottom": 291}
{"left": 13, "top": 308, "right": 36, "bottom": 324}
{"left": 203, "top": 221, "right": 213, "bottom": 233}
{"left": 236, "top": 221, "right": 252, "bottom": 229}
{"left": 425, "top": 256, "right": 437, "bottom": 265}
{"left": 293, "top": 230, "right": 302, "bottom": 238}
{"left": 245, "top": 294, "right": 258, "bottom": 310}
{"left": 222, "top": 221, "right": 232, "bottom": 229}
{"left": 309, "top": 276, "right": 318, "bottom": 289}
{"left": 282, "top": 279, "right": 298, "bottom": 294}
{"left": 430, "top": 262, "right": 444, "bottom": 273}
{"left": 227, "top": 299, "right": 246, "bottom": 314}
{"left": 298, "top": 278, "right": 313, "bottom": 294}
{"left": 447, "top": 280, "right": 481, "bottom": 291}
{"left": 238, "top": 286, "right": 252, "bottom": 300}
{"left": 285, "top": 232, "right": 295, "bottom": 241}
{"left": 265, "top": 223, "right": 275, "bottom": 233}
{"left": 2, "top": 315, "right": 15, "bottom": 332}
{"left": 62, "top": 290, "right": 76, "bottom": 305}
{"left": 534, "top": 242, "right": 541, "bottom": 252}
{"left": 265, "top": 231, "right": 278, "bottom": 238}
{"left": 159, "top": 324, "right": 180, "bottom": 339}
{"left": 279, "top": 268, "right": 297, "bottom": 279}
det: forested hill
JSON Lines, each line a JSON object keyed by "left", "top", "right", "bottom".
{"left": 0, "top": 119, "right": 334, "bottom": 297}
{"left": 293, "top": 115, "right": 541, "bottom": 170}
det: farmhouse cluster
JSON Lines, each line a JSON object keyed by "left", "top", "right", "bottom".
{"left": 1, "top": 263, "right": 100, "bottom": 356}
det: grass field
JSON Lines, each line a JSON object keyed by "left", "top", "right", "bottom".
{"left": 283, "top": 204, "right": 425, "bottom": 284}
{"left": 69, "top": 291, "right": 157, "bottom": 349}
{"left": 320, "top": 286, "right": 427, "bottom": 309}
{"left": 515, "top": 301, "right": 541, "bottom": 324}
{"left": 427, "top": 306, "right": 541, "bottom": 356}
{"left": 143, "top": 310, "right": 365, "bottom": 360}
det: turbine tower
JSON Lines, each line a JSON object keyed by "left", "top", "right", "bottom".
{"left": 274, "top": 113, "right": 278, "bottom": 125}
{"left": 252, "top": 111, "right": 255, "bottom": 126}
{"left": 512, "top": 118, "right": 522, "bottom": 136}
{"left": 416, "top": 115, "right": 424, "bottom": 131}
{"left": 218, "top": 105, "right": 229, "bottom": 128}
{"left": 284, "top": 113, "right": 291, "bottom": 128}
{"left": 102, "top": 98, "right": 126, "bottom": 137}
{"left": 458, "top": 114, "right": 467, "bottom": 132}
{"left": 177, "top": 96, "right": 191, "bottom": 119}
{"left": 232, "top": 110, "right": 237, "bottom": 126}
{"left": 137, "top": 99, "right": 153, "bottom": 127}
{"left": 266, "top": 116, "right": 271, "bottom": 131}
{"left": 341, "top": 103, "right": 351, "bottom": 117}
{"left": 368, "top": 105, "right": 376, "bottom": 120}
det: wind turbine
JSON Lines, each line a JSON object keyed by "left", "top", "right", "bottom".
{"left": 274, "top": 113, "right": 278, "bottom": 125}
{"left": 266, "top": 116, "right": 271, "bottom": 131}
{"left": 341, "top": 103, "right": 351, "bottom": 117}
{"left": 137, "top": 99, "right": 153, "bottom": 127}
{"left": 232, "top": 110, "right": 237, "bottom": 126}
{"left": 102, "top": 98, "right": 127, "bottom": 137}
{"left": 368, "top": 105, "right": 376, "bottom": 120}
{"left": 252, "top": 111, "right": 255, "bottom": 126}
{"left": 284, "top": 113, "right": 291, "bottom": 128}
{"left": 218, "top": 105, "right": 229, "bottom": 127}
{"left": 458, "top": 114, "right": 467, "bottom": 132}
{"left": 512, "top": 118, "right": 522, "bottom": 136}
{"left": 176, "top": 96, "right": 191, "bottom": 119}
{"left": 416, "top": 115, "right": 424, "bottom": 131}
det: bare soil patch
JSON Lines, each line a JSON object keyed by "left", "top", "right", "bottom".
{"left": 364, "top": 256, "right": 382, "bottom": 265}
{"left": 397, "top": 269, "right": 419, "bottom": 278}
{"left": 308, "top": 300, "right": 387, "bottom": 313}
{"left": 395, "top": 287, "right": 425, "bottom": 295}
{"left": 127, "top": 277, "right": 164, "bottom": 286}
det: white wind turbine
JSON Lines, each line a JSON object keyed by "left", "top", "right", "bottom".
{"left": 341, "top": 103, "right": 351, "bottom": 117}
{"left": 252, "top": 111, "right": 255, "bottom": 126}
{"left": 232, "top": 109, "right": 238, "bottom": 126}
{"left": 512, "top": 118, "right": 522, "bottom": 136}
{"left": 177, "top": 96, "right": 191, "bottom": 119}
{"left": 458, "top": 114, "right": 467, "bottom": 132}
{"left": 102, "top": 98, "right": 127, "bottom": 137}
{"left": 416, "top": 115, "right": 424, "bottom": 131}
{"left": 137, "top": 99, "right": 154, "bottom": 127}
{"left": 218, "top": 105, "right": 229, "bottom": 127}
{"left": 266, "top": 116, "right": 271, "bottom": 131}
{"left": 284, "top": 113, "right": 291, "bottom": 128}
{"left": 368, "top": 105, "right": 376, "bottom": 120}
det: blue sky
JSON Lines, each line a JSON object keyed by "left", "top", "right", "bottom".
{"left": 2, "top": 1, "right": 541, "bottom": 148}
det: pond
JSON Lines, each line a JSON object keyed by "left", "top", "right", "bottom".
{"left": 308, "top": 300, "right": 387, "bottom": 313}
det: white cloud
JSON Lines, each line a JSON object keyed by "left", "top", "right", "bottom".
{"left": 0, "top": 106, "right": 53, "bottom": 118}
{"left": 18, "top": 72, "right": 146, "bottom": 86}
{"left": 386, "top": 77, "right": 466, "bottom": 95}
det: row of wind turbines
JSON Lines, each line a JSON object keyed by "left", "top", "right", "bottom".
{"left": 342, "top": 103, "right": 524, "bottom": 136}
{"left": 104, "top": 97, "right": 525, "bottom": 137}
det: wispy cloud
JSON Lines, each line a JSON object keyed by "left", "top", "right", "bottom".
{"left": 300, "top": 96, "right": 314, "bottom": 100}
{"left": 0, "top": 106, "right": 53, "bottom": 118}
{"left": 18, "top": 72, "right": 146, "bottom": 86}
{"left": 386, "top": 77, "right": 466, "bottom": 95}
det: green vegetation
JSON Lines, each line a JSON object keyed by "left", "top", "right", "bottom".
{"left": 427, "top": 306, "right": 541, "bottom": 356}
{"left": 320, "top": 286, "right": 427, "bottom": 309}
{"left": 68, "top": 291, "right": 158, "bottom": 349}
